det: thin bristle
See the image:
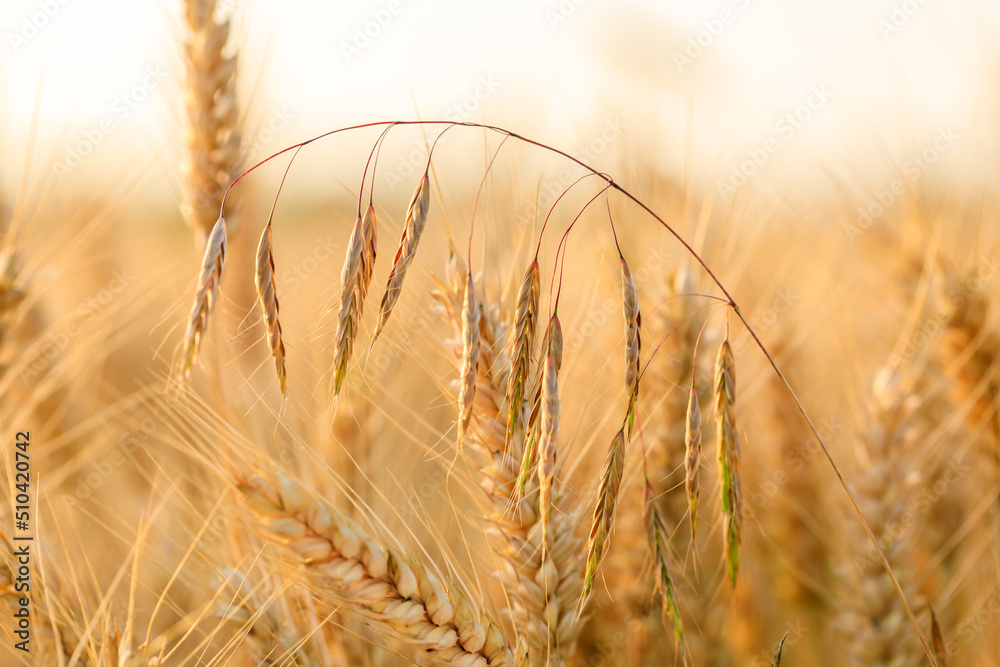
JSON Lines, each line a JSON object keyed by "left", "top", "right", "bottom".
{"left": 182, "top": 215, "right": 227, "bottom": 376}
{"left": 714, "top": 334, "right": 742, "bottom": 588}
{"left": 331, "top": 215, "right": 364, "bottom": 397}
{"left": 582, "top": 427, "right": 626, "bottom": 601}
{"left": 255, "top": 222, "right": 287, "bottom": 395}
{"left": 684, "top": 383, "right": 701, "bottom": 541}
{"left": 505, "top": 260, "right": 540, "bottom": 446}
{"left": 458, "top": 273, "right": 480, "bottom": 447}
{"left": 373, "top": 172, "right": 430, "bottom": 343}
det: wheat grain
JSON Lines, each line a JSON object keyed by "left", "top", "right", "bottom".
{"left": 359, "top": 203, "right": 378, "bottom": 309}
{"left": 714, "top": 334, "right": 742, "bottom": 588}
{"left": 373, "top": 172, "right": 430, "bottom": 343}
{"left": 644, "top": 478, "right": 685, "bottom": 660}
{"left": 182, "top": 215, "right": 227, "bottom": 376}
{"left": 621, "top": 256, "right": 641, "bottom": 430}
{"left": 537, "top": 350, "right": 560, "bottom": 553}
{"left": 255, "top": 222, "right": 286, "bottom": 395}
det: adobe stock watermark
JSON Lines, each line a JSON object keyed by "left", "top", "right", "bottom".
{"left": 340, "top": 0, "right": 404, "bottom": 62}
{"left": 544, "top": 0, "right": 591, "bottom": 29}
{"left": 842, "top": 126, "right": 959, "bottom": 242}
{"left": 383, "top": 75, "right": 503, "bottom": 191}
{"left": 7, "top": 0, "right": 73, "bottom": 52}
{"left": 19, "top": 270, "right": 136, "bottom": 383}
{"left": 731, "top": 287, "right": 799, "bottom": 355}
{"left": 716, "top": 85, "right": 833, "bottom": 200}
{"left": 53, "top": 65, "right": 170, "bottom": 180}
{"left": 243, "top": 107, "right": 296, "bottom": 163}
{"left": 877, "top": 0, "right": 932, "bottom": 40}
{"left": 672, "top": 0, "right": 754, "bottom": 72}
{"left": 512, "top": 116, "right": 627, "bottom": 228}
{"left": 749, "top": 620, "right": 809, "bottom": 666}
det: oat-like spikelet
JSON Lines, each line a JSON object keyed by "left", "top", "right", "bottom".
{"left": 359, "top": 203, "right": 378, "bottom": 308}
{"left": 929, "top": 606, "right": 948, "bottom": 667}
{"left": 255, "top": 222, "right": 286, "bottom": 395}
{"left": 458, "top": 272, "right": 480, "bottom": 447}
{"left": 582, "top": 427, "right": 626, "bottom": 601}
{"left": 373, "top": 172, "right": 430, "bottom": 343}
{"left": 505, "top": 260, "right": 541, "bottom": 446}
{"left": 644, "top": 478, "right": 685, "bottom": 660}
{"left": 180, "top": 0, "right": 243, "bottom": 243}
{"left": 517, "top": 315, "right": 563, "bottom": 496}
{"left": 621, "top": 256, "right": 641, "bottom": 429}
{"left": 331, "top": 216, "right": 364, "bottom": 397}
{"left": 182, "top": 215, "right": 226, "bottom": 376}
{"left": 714, "top": 333, "right": 742, "bottom": 588}
{"left": 236, "top": 472, "right": 518, "bottom": 666}
{"left": 537, "top": 350, "right": 560, "bottom": 551}
{"left": 684, "top": 382, "right": 701, "bottom": 541}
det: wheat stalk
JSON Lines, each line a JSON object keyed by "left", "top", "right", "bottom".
{"left": 714, "top": 333, "right": 742, "bottom": 588}
{"left": 373, "top": 172, "right": 431, "bottom": 343}
{"left": 180, "top": 0, "right": 243, "bottom": 244}
{"left": 182, "top": 215, "right": 227, "bottom": 376}
{"left": 236, "top": 471, "right": 522, "bottom": 666}
{"left": 255, "top": 222, "right": 286, "bottom": 395}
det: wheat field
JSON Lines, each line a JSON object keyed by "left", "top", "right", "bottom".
{"left": 1, "top": 0, "right": 999, "bottom": 665}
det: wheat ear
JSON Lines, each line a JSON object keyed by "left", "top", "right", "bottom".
{"left": 714, "top": 333, "right": 742, "bottom": 588}
{"left": 505, "top": 260, "right": 540, "bottom": 446}
{"left": 684, "top": 382, "right": 701, "bottom": 542}
{"left": 373, "top": 172, "right": 430, "bottom": 343}
{"left": 770, "top": 634, "right": 788, "bottom": 666}
{"left": 359, "top": 202, "right": 378, "bottom": 308}
{"left": 457, "top": 272, "right": 480, "bottom": 447}
{"left": 255, "top": 221, "right": 286, "bottom": 395}
{"left": 582, "top": 427, "right": 626, "bottom": 601}
{"left": 331, "top": 215, "right": 364, "bottom": 397}
{"left": 236, "top": 472, "right": 520, "bottom": 666}
{"left": 180, "top": 0, "right": 242, "bottom": 243}
{"left": 182, "top": 215, "right": 226, "bottom": 376}
{"left": 516, "top": 315, "right": 563, "bottom": 496}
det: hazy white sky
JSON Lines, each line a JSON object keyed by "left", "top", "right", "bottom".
{"left": 1, "top": 0, "right": 997, "bottom": 203}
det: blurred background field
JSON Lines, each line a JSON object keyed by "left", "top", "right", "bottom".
{"left": 0, "top": 0, "right": 999, "bottom": 665}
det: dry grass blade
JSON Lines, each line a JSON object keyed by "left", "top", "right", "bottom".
{"left": 536, "top": 350, "right": 560, "bottom": 552}
{"left": 644, "top": 478, "right": 685, "bottom": 661}
{"left": 255, "top": 222, "right": 286, "bottom": 395}
{"left": 180, "top": 0, "right": 242, "bottom": 243}
{"left": 236, "top": 472, "right": 519, "bottom": 666}
{"left": 582, "top": 427, "right": 625, "bottom": 601}
{"left": 331, "top": 215, "right": 364, "bottom": 397}
{"left": 373, "top": 172, "right": 430, "bottom": 343}
{"left": 621, "top": 256, "right": 641, "bottom": 431}
{"left": 458, "top": 272, "right": 480, "bottom": 447}
{"left": 505, "top": 260, "right": 540, "bottom": 446}
{"left": 684, "top": 383, "right": 701, "bottom": 541}
{"left": 182, "top": 215, "right": 226, "bottom": 376}
{"left": 770, "top": 634, "right": 788, "bottom": 666}
{"left": 714, "top": 334, "right": 742, "bottom": 588}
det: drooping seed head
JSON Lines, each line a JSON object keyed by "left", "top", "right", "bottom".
{"left": 373, "top": 172, "right": 430, "bottom": 343}
{"left": 255, "top": 222, "right": 287, "bottom": 395}
{"left": 457, "top": 273, "right": 480, "bottom": 448}
{"left": 331, "top": 215, "right": 364, "bottom": 397}
{"left": 621, "top": 257, "right": 641, "bottom": 430}
{"left": 644, "top": 478, "right": 686, "bottom": 660}
{"left": 182, "top": 214, "right": 227, "bottom": 376}
{"left": 684, "top": 384, "right": 701, "bottom": 541}
{"left": 536, "top": 350, "right": 560, "bottom": 551}
{"left": 582, "top": 427, "right": 626, "bottom": 602}
{"left": 714, "top": 335, "right": 742, "bottom": 588}
{"left": 505, "top": 260, "right": 540, "bottom": 447}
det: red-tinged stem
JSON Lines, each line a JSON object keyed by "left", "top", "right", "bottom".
{"left": 217, "top": 119, "right": 936, "bottom": 666}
